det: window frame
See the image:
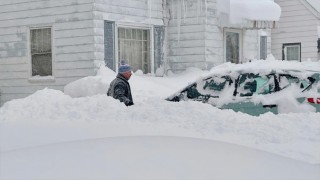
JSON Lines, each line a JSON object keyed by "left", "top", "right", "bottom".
{"left": 259, "top": 36, "right": 268, "bottom": 60}
{"left": 28, "top": 25, "right": 55, "bottom": 81}
{"left": 114, "top": 23, "right": 154, "bottom": 74}
{"left": 282, "top": 43, "right": 301, "bottom": 62}
{"left": 224, "top": 28, "right": 243, "bottom": 64}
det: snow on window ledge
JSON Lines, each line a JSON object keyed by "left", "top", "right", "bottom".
{"left": 28, "top": 76, "right": 55, "bottom": 83}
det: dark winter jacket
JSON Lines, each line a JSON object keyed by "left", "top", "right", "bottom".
{"left": 107, "top": 74, "right": 134, "bottom": 106}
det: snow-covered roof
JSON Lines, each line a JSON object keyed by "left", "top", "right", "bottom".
{"left": 230, "top": 0, "right": 281, "bottom": 22}
{"left": 217, "top": 0, "right": 281, "bottom": 28}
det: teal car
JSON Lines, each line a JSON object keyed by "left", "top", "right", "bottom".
{"left": 167, "top": 70, "right": 320, "bottom": 116}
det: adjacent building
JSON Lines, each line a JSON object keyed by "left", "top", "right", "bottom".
{"left": 272, "top": 0, "right": 320, "bottom": 61}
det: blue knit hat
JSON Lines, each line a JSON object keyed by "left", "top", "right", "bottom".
{"left": 118, "top": 60, "right": 132, "bottom": 73}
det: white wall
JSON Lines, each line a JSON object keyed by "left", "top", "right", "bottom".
{"left": 166, "top": 0, "right": 213, "bottom": 72}
{"left": 272, "top": 0, "right": 320, "bottom": 61}
{"left": 205, "top": 0, "right": 224, "bottom": 69}
{"left": 0, "top": 0, "right": 96, "bottom": 105}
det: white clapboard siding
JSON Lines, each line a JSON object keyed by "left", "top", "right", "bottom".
{"left": 0, "top": 0, "right": 96, "bottom": 106}
{"left": 167, "top": 0, "right": 208, "bottom": 72}
{"left": 272, "top": 0, "right": 320, "bottom": 61}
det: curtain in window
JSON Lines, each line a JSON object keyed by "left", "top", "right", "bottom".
{"left": 286, "top": 46, "right": 300, "bottom": 61}
{"left": 118, "top": 28, "right": 150, "bottom": 73}
{"left": 226, "top": 32, "right": 240, "bottom": 64}
{"left": 31, "top": 28, "right": 52, "bottom": 76}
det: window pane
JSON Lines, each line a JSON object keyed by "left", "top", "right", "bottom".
{"left": 286, "top": 46, "right": 299, "bottom": 60}
{"left": 132, "top": 29, "right": 137, "bottom": 40}
{"left": 226, "top": 32, "right": 240, "bottom": 63}
{"left": 137, "top": 29, "right": 142, "bottom": 40}
{"left": 32, "top": 53, "right": 52, "bottom": 76}
{"left": 119, "top": 28, "right": 125, "bottom": 39}
{"left": 125, "top": 28, "right": 132, "bottom": 39}
{"left": 143, "top": 30, "right": 148, "bottom": 40}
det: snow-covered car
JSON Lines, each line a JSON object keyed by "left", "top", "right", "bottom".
{"left": 167, "top": 60, "right": 320, "bottom": 116}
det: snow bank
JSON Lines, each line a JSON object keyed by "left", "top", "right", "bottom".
{"left": 2, "top": 137, "right": 319, "bottom": 180}
{"left": 1, "top": 88, "right": 320, "bottom": 164}
{"left": 64, "top": 66, "right": 115, "bottom": 98}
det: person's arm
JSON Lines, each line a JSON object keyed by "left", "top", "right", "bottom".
{"left": 114, "top": 83, "right": 133, "bottom": 106}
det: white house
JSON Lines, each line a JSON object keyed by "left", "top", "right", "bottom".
{"left": 272, "top": 0, "right": 320, "bottom": 61}
{"left": 0, "top": 0, "right": 281, "bottom": 106}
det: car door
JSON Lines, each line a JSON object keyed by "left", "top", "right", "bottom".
{"left": 221, "top": 73, "right": 278, "bottom": 116}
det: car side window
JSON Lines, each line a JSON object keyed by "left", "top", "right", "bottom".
{"left": 203, "top": 76, "right": 232, "bottom": 92}
{"left": 237, "top": 73, "right": 258, "bottom": 97}
{"left": 255, "top": 76, "right": 275, "bottom": 95}
{"left": 237, "top": 74, "right": 275, "bottom": 97}
{"left": 184, "top": 76, "right": 233, "bottom": 102}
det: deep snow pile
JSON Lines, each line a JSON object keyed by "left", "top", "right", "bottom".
{"left": 1, "top": 60, "right": 320, "bottom": 165}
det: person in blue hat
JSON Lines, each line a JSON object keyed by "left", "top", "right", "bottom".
{"left": 107, "top": 60, "right": 134, "bottom": 106}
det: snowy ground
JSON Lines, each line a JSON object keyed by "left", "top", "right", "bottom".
{"left": 0, "top": 60, "right": 320, "bottom": 179}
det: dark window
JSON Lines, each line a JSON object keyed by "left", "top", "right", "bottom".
{"left": 260, "top": 36, "right": 267, "bottom": 60}
{"left": 104, "top": 21, "right": 115, "bottom": 71}
{"left": 30, "top": 28, "right": 52, "bottom": 76}
{"left": 154, "top": 26, "right": 165, "bottom": 72}
{"left": 226, "top": 31, "right": 241, "bottom": 64}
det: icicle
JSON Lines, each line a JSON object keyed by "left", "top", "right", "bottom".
{"left": 148, "top": 0, "right": 152, "bottom": 26}
{"left": 171, "top": 0, "right": 175, "bottom": 24}
{"left": 205, "top": 0, "right": 208, "bottom": 25}
{"left": 177, "top": 0, "right": 182, "bottom": 45}
{"left": 182, "top": 0, "right": 186, "bottom": 22}
{"left": 196, "top": 0, "right": 200, "bottom": 22}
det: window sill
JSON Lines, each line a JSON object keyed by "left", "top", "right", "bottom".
{"left": 28, "top": 76, "right": 55, "bottom": 83}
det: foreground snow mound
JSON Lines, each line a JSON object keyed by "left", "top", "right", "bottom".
{"left": 1, "top": 88, "right": 320, "bottom": 164}
{"left": 1, "top": 137, "right": 319, "bottom": 180}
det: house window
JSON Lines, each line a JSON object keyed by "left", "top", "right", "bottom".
{"left": 30, "top": 27, "right": 52, "bottom": 76}
{"left": 225, "top": 29, "right": 242, "bottom": 64}
{"left": 118, "top": 27, "right": 150, "bottom": 73}
{"left": 260, "top": 36, "right": 267, "bottom": 60}
{"left": 282, "top": 43, "right": 301, "bottom": 61}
